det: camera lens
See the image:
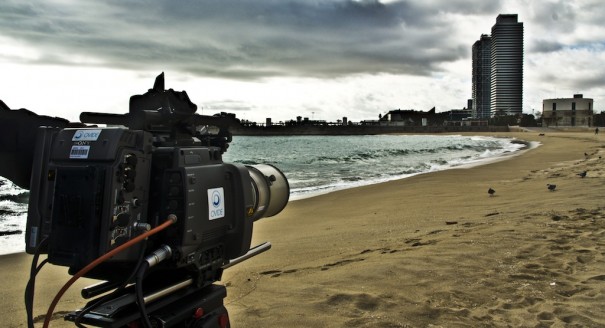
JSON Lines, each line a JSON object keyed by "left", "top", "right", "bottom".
{"left": 246, "top": 164, "right": 289, "bottom": 221}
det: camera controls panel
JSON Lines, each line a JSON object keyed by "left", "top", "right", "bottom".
{"left": 109, "top": 149, "right": 151, "bottom": 250}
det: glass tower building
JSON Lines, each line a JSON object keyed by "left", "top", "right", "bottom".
{"left": 490, "top": 14, "right": 524, "bottom": 116}
{"left": 472, "top": 34, "right": 492, "bottom": 119}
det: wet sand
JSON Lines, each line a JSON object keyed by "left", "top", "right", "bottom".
{"left": 2, "top": 131, "right": 604, "bottom": 327}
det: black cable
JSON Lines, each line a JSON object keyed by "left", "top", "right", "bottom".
{"left": 74, "top": 238, "right": 149, "bottom": 327}
{"left": 42, "top": 216, "right": 176, "bottom": 328}
{"left": 25, "top": 237, "right": 48, "bottom": 328}
{"left": 135, "top": 261, "right": 153, "bottom": 328}
{"left": 25, "top": 258, "right": 48, "bottom": 327}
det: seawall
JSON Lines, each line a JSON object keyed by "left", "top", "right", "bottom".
{"left": 231, "top": 125, "right": 510, "bottom": 136}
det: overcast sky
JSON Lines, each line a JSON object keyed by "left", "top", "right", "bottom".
{"left": 1, "top": 0, "right": 604, "bottom": 123}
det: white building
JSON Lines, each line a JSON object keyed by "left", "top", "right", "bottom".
{"left": 542, "top": 94, "right": 594, "bottom": 127}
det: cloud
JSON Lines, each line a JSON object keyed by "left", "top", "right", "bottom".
{"left": 0, "top": 0, "right": 489, "bottom": 80}
{"left": 2, "top": 0, "right": 605, "bottom": 120}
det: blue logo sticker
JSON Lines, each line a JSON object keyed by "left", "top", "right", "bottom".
{"left": 212, "top": 190, "right": 221, "bottom": 207}
{"left": 72, "top": 129, "right": 102, "bottom": 141}
{"left": 207, "top": 188, "right": 225, "bottom": 220}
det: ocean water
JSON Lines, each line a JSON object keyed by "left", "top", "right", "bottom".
{"left": 0, "top": 134, "right": 526, "bottom": 255}
{"left": 224, "top": 135, "right": 526, "bottom": 198}
{"left": 0, "top": 177, "right": 29, "bottom": 255}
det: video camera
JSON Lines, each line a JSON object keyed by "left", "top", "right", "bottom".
{"left": 25, "top": 73, "right": 289, "bottom": 327}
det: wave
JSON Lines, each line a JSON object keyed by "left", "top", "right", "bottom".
{"left": 0, "top": 192, "right": 29, "bottom": 204}
{"left": 286, "top": 136, "right": 527, "bottom": 199}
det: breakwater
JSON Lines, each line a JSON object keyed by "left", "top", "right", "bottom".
{"left": 231, "top": 124, "right": 509, "bottom": 136}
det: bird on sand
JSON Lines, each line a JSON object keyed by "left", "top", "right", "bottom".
{"left": 577, "top": 171, "right": 587, "bottom": 178}
{"left": 547, "top": 184, "right": 557, "bottom": 191}
{"left": 488, "top": 188, "right": 495, "bottom": 197}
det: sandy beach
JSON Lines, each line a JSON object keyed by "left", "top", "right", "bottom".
{"left": 2, "top": 131, "right": 604, "bottom": 327}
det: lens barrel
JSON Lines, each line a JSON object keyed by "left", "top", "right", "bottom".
{"left": 247, "top": 164, "right": 289, "bottom": 221}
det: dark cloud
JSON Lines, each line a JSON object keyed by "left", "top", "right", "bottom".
{"left": 528, "top": 0, "right": 577, "bottom": 33}
{"left": 574, "top": 72, "right": 605, "bottom": 91}
{"left": 542, "top": 73, "right": 605, "bottom": 95}
{"left": 529, "top": 47, "right": 605, "bottom": 94}
{"left": 529, "top": 39, "right": 565, "bottom": 53}
{"left": 524, "top": 1, "right": 605, "bottom": 55}
{"left": 203, "top": 100, "right": 255, "bottom": 113}
{"left": 582, "top": 0, "right": 605, "bottom": 25}
{"left": 0, "top": 0, "right": 487, "bottom": 79}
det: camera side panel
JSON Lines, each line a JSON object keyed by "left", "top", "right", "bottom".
{"left": 27, "top": 127, "right": 153, "bottom": 272}
{"left": 150, "top": 148, "right": 254, "bottom": 285}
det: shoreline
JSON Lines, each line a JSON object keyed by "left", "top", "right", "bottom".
{"left": 289, "top": 134, "right": 535, "bottom": 201}
{"left": 0, "top": 134, "right": 534, "bottom": 255}
{"left": 1, "top": 131, "right": 604, "bottom": 327}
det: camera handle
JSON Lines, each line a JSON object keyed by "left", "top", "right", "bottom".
{"left": 222, "top": 241, "right": 271, "bottom": 269}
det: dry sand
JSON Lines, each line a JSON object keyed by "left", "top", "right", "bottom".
{"left": 2, "top": 131, "right": 604, "bottom": 327}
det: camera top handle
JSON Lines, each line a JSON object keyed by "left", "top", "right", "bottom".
{"left": 79, "top": 112, "right": 234, "bottom": 132}
{"left": 79, "top": 72, "right": 237, "bottom": 152}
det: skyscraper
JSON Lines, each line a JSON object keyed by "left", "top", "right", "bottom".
{"left": 490, "top": 14, "right": 524, "bottom": 116}
{"left": 472, "top": 34, "right": 492, "bottom": 119}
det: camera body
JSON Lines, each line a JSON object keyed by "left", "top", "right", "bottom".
{"left": 25, "top": 73, "right": 289, "bottom": 291}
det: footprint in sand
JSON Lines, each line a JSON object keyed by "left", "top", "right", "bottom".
{"left": 259, "top": 268, "right": 298, "bottom": 278}
{"left": 404, "top": 238, "right": 438, "bottom": 247}
{"left": 321, "top": 258, "right": 365, "bottom": 271}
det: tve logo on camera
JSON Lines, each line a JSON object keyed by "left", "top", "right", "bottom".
{"left": 72, "top": 129, "right": 102, "bottom": 141}
{"left": 207, "top": 187, "right": 225, "bottom": 220}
